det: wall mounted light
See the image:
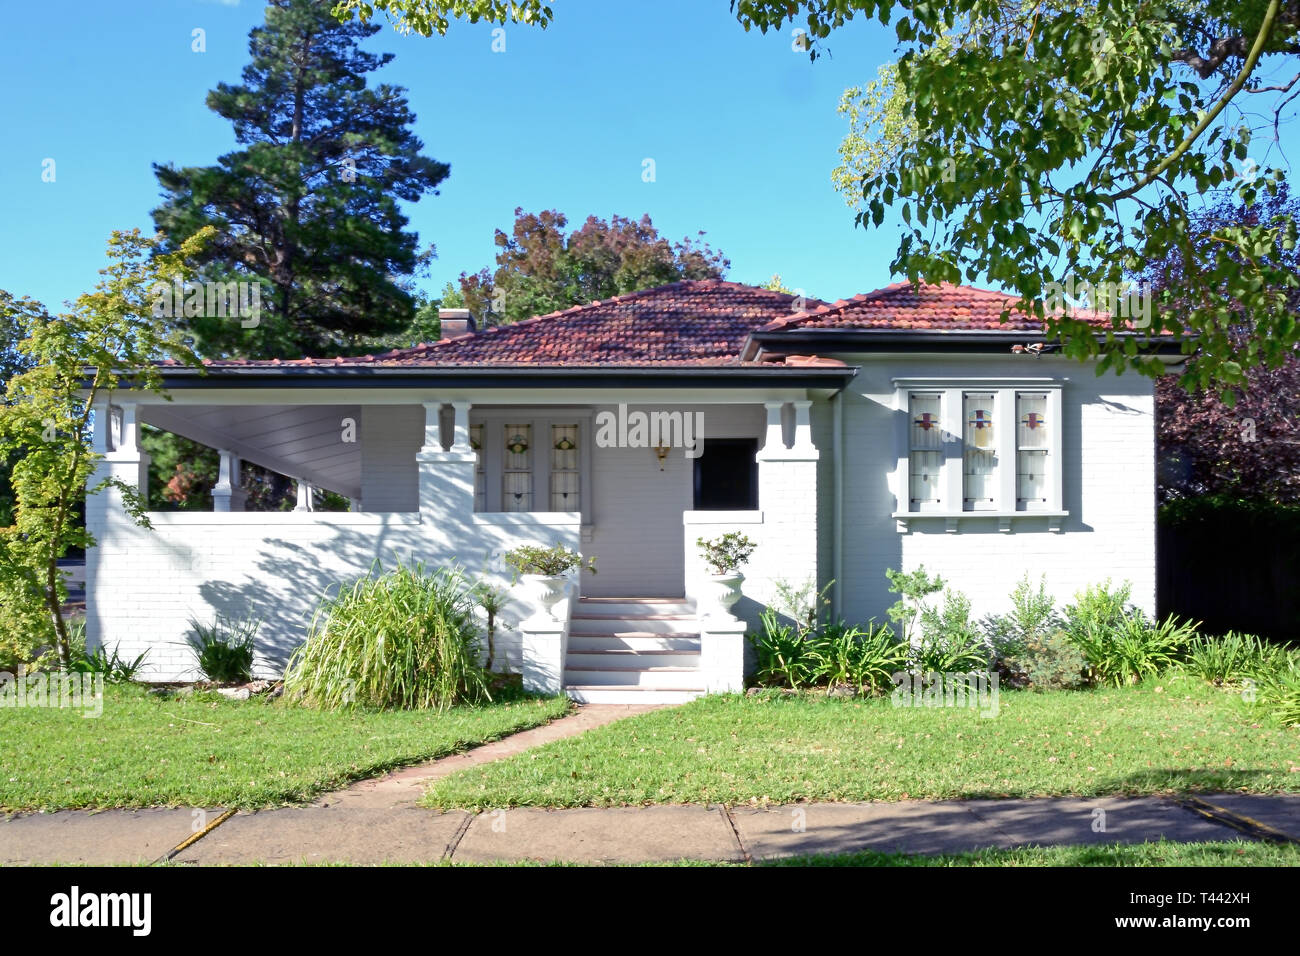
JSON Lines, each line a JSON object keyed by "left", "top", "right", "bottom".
{"left": 654, "top": 444, "right": 670, "bottom": 471}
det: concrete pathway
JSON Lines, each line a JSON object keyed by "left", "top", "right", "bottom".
{"left": 315, "top": 703, "right": 659, "bottom": 810}
{"left": 3, "top": 794, "right": 1296, "bottom": 865}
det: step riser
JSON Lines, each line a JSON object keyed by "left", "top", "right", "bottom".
{"left": 575, "top": 601, "right": 694, "bottom": 617}
{"left": 567, "top": 635, "right": 700, "bottom": 652}
{"left": 567, "top": 652, "right": 701, "bottom": 669}
{"left": 569, "top": 618, "right": 700, "bottom": 636}
{"left": 564, "top": 669, "right": 703, "bottom": 688}
{"left": 566, "top": 688, "right": 705, "bottom": 705}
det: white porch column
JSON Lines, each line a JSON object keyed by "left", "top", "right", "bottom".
{"left": 761, "top": 400, "right": 787, "bottom": 453}
{"left": 294, "top": 479, "right": 315, "bottom": 512}
{"left": 416, "top": 401, "right": 476, "bottom": 516}
{"left": 211, "top": 449, "right": 246, "bottom": 512}
{"left": 755, "top": 397, "right": 820, "bottom": 617}
{"left": 790, "top": 400, "right": 815, "bottom": 453}
{"left": 100, "top": 402, "right": 151, "bottom": 509}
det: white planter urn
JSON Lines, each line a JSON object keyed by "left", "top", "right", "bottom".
{"left": 523, "top": 573, "right": 568, "bottom": 622}
{"left": 702, "top": 571, "right": 745, "bottom": 621}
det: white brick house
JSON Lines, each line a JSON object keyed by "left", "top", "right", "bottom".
{"left": 85, "top": 280, "right": 1177, "bottom": 702}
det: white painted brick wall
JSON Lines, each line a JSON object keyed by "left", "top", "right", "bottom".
{"left": 831, "top": 355, "right": 1157, "bottom": 626}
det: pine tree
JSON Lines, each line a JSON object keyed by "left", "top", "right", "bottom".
{"left": 151, "top": 0, "right": 449, "bottom": 358}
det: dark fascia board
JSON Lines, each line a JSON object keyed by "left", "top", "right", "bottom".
{"left": 132, "top": 364, "right": 860, "bottom": 390}
{"left": 750, "top": 328, "right": 1188, "bottom": 355}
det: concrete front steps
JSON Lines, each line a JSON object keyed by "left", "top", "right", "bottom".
{"left": 564, "top": 597, "right": 706, "bottom": 704}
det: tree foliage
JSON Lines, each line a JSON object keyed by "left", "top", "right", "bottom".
{"left": 0, "top": 229, "right": 211, "bottom": 668}
{"left": 153, "top": 0, "right": 449, "bottom": 359}
{"left": 1152, "top": 187, "right": 1300, "bottom": 503}
{"left": 331, "top": 0, "right": 553, "bottom": 36}
{"left": 739, "top": 0, "right": 1300, "bottom": 393}
{"left": 452, "top": 208, "right": 729, "bottom": 323}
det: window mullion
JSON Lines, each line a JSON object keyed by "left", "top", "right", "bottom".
{"left": 996, "top": 387, "right": 1017, "bottom": 513}
{"left": 942, "top": 388, "right": 963, "bottom": 513}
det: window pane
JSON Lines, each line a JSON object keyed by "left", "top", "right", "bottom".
{"left": 963, "top": 393, "right": 996, "bottom": 510}
{"left": 1018, "top": 450, "right": 1048, "bottom": 508}
{"left": 1017, "top": 393, "right": 1049, "bottom": 509}
{"left": 1017, "top": 393, "right": 1048, "bottom": 449}
{"left": 910, "top": 450, "right": 942, "bottom": 510}
{"left": 909, "top": 394, "right": 942, "bottom": 450}
{"left": 503, "top": 424, "right": 531, "bottom": 512}
{"left": 550, "top": 424, "right": 580, "bottom": 512}
{"left": 470, "top": 424, "right": 485, "bottom": 512}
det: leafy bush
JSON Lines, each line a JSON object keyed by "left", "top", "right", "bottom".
{"left": 186, "top": 614, "right": 258, "bottom": 683}
{"left": 1070, "top": 614, "right": 1195, "bottom": 687}
{"left": 284, "top": 562, "right": 488, "bottom": 710}
{"left": 1183, "top": 631, "right": 1283, "bottom": 686}
{"left": 999, "top": 628, "right": 1089, "bottom": 691}
{"left": 909, "top": 586, "right": 989, "bottom": 673}
{"left": 771, "top": 576, "right": 833, "bottom": 638}
{"left": 696, "top": 532, "right": 756, "bottom": 575}
{"left": 809, "top": 619, "right": 907, "bottom": 694}
{"left": 983, "top": 574, "right": 1060, "bottom": 653}
{"left": 750, "top": 607, "right": 817, "bottom": 689}
{"left": 1063, "top": 579, "right": 1141, "bottom": 643}
{"left": 886, "top": 565, "right": 945, "bottom": 647}
{"left": 69, "top": 641, "right": 149, "bottom": 683}
{"left": 503, "top": 543, "right": 596, "bottom": 578}
{"left": 1258, "top": 651, "right": 1300, "bottom": 727}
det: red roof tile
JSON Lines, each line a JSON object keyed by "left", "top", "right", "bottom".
{"left": 759, "top": 281, "right": 1111, "bottom": 333}
{"left": 190, "top": 279, "right": 824, "bottom": 369}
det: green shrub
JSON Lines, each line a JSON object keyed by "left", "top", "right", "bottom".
{"left": 749, "top": 607, "right": 818, "bottom": 689}
{"left": 1070, "top": 613, "right": 1195, "bottom": 687}
{"left": 913, "top": 587, "right": 989, "bottom": 672}
{"left": 983, "top": 574, "right": 1060, "bottom": 653}
{"left": 808, "top": 619, "right": 907, "bottom": 694}
{"left": 1183, "top": 631, "right": 1283, "bottom": 686}
{"left": 696, "top": 532, "right": 757, "bottom": 575}
{"left": 186, "top": 614, "right": 258, "bottom": 683}
{"left": 1258, "top": 652, "right": 1300, "bottom": 727}
{"left": 1063, "top": 579, "right": 1141, "bottom": 642}
{"left": 69, "top": 641, "right": 149, "bottom": 683}
{"left": 1000, "top": 628, "right": 1089, "bottom": 690}
{"left": 284, "top": 562, "right": 488, "bottom": 710}
{"left": 503, "top": 543, "right": 595, "bottom": 578}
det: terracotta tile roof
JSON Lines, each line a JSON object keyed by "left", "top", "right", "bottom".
{"left": 759, "top": 281, "right": 1112, "bottom": 333}
{"left": 183, "top": 279, "right": 825, "bottom": 369}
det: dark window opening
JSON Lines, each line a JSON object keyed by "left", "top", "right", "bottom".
{"left": 694, "top": 438, "right": 759, "bottom": 510}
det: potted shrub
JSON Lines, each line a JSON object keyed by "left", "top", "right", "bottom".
{"left": 503, "top": 543, "right": 597, "bottom": 621}
{"left": 696, "top": 532, "right": 756, "bottom": 619}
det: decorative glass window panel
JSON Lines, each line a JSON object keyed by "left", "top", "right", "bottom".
{"left": 908, "top": 393, "right": 942, "bottom": 511}
{"left": 503, "top": 424, "right": 532, "bottom": 512}
{"left": 1016, "top": 393, "right": 1049, "bottom": 509}
{"left": 550, "top": 424, "right": 580, "bottom": 512}
{"left": 470, "top": 424, "right": 485, "bottom": 512}
{"left": 963, "top": 392, "right": 996, "bottom": 510}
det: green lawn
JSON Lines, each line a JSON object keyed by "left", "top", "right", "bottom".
{"left": 764, "top": 840, "right": 1300, "bottom": 867}
{"left": 230, "top": 839, "right": 1298, "bottom": 866}
{"left": 0, "top": 684, "right": 570, "bottom": 811}
{"left": 423, "top": 680, "right": 1299, "bottom": 808}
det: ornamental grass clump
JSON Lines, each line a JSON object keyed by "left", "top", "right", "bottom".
{"left": 284, "top": 561, "right": 489, "bottom": 711}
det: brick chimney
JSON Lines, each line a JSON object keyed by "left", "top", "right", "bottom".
{"left": 439, "top": 308, "right": 475, "bottom": 340}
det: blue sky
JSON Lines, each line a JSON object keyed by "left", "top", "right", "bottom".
{"left": 0, "top": 0, "right": 903, "bottom": 313}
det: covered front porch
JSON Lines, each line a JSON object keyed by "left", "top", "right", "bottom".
{"left": 86, "top": 381, "right": 833, "bottom": 698}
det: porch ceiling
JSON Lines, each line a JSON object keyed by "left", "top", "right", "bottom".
{"left": 140, "top": 403, "right": 361, "bottom": 500}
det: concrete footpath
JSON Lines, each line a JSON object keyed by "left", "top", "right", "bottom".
{"left": 4, "top": 793, "right": 1296, "bottom": 866}
{"left": 1, "top": 700, "right": 1297, "bottom": 865}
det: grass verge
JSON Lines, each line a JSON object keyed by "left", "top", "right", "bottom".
{"left": 423, "top": 680, "right": 1298, "bottom": 808}
{"left": 1, "top": 683, "right": 570, "bottom": 811}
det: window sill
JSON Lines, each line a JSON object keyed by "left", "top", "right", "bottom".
{"left": 891, "top": 511, "right": 1068, "bottom": 533}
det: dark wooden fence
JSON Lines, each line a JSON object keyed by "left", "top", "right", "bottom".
{"left": 1158, "top": 498, "right": 1300, "bottom": 643}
